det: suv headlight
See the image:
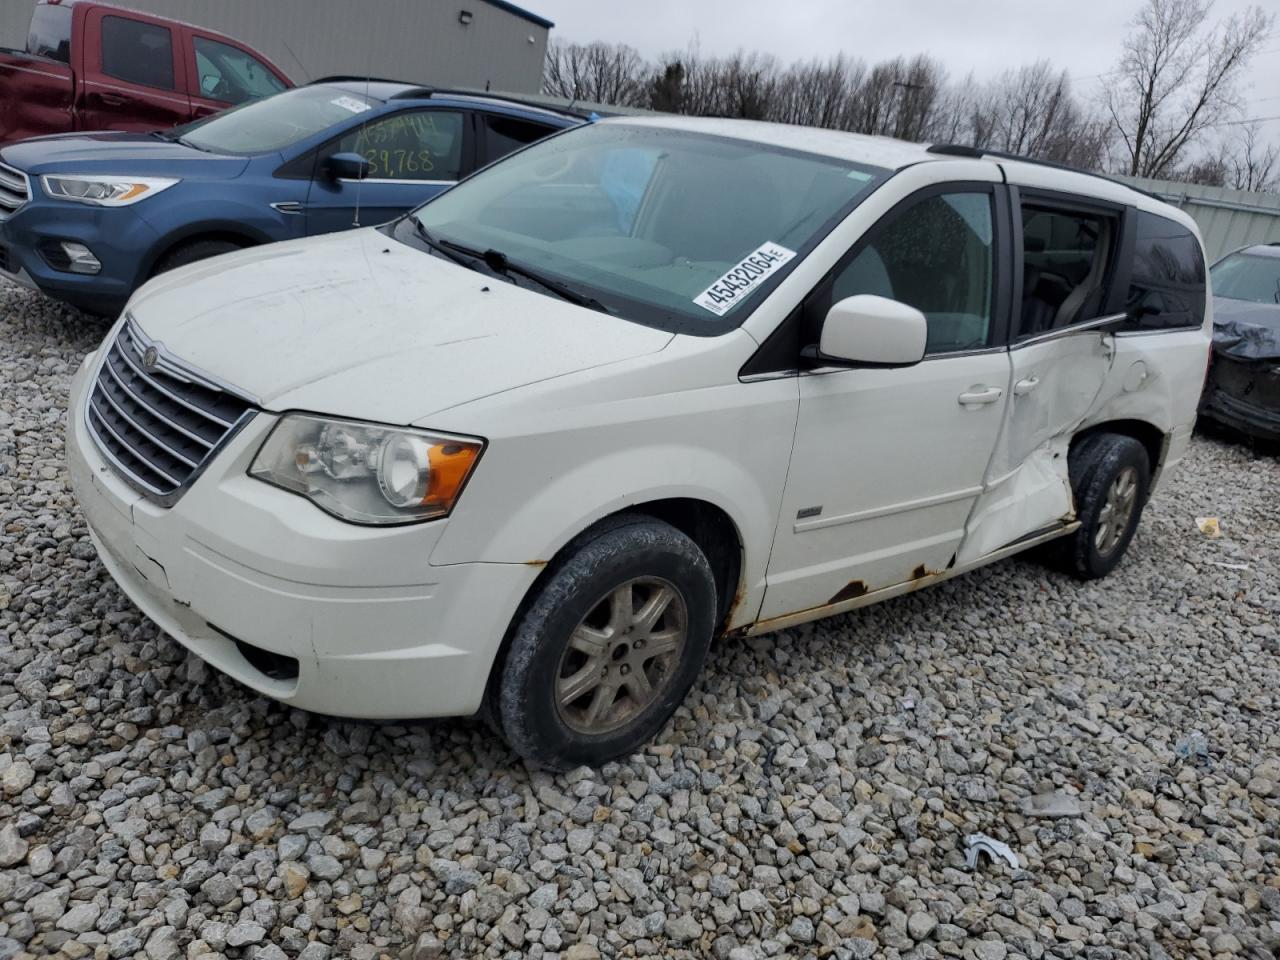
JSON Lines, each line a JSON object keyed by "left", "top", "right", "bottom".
{"left": 41, "top": 174, "right": 179, "bottom": 207}
{"left": 249, "top": 414, "right": 484, "bottom": 525}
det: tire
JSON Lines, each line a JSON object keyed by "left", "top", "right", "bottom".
{"left": 1053, "top": 433, "right": 1151, "bottom": 580}
{"left": 153, "top": 239, "right": 243, "bottom": 276}
{"left": 496, "top": 516, "right": 717, "bottom": 770}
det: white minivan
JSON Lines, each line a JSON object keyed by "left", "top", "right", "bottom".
{"left": 67, "top": 117, "right": 1210, "bottom": 769}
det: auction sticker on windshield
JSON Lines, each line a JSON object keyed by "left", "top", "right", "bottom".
{"left": 331, "top": 96, "right": 372, "bottom": 114}
{"left": 694, "top": 242, "right": 797, "bottom": 316}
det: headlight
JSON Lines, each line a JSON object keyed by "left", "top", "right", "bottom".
{"left": 249, "top": 414, "right": 484, "bottom": 525}
{"left": 41, "top": 174, "right": 179, "bottom": 207}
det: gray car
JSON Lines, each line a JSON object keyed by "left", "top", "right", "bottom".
{"left": 1201, "top": 244, "right": 1280, "bottom": 442}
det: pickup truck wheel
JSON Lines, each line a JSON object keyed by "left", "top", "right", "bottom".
{"left": 496, "top": 516, "right": 716, "bottom": 770}
{"left": 153, "top": 239, "right": 242, "bottom": 276}
{"left": 1055, "top": 434, "right": 1151, "bottom": 580}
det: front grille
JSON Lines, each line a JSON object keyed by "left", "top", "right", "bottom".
{"left": 0, "top": 162, "right": 30, "bottom": 222}
{"left": 86, "top": 319, "right": 254, "bottom": 501}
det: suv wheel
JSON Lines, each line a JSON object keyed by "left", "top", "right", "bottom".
{"left": 153, "top": 239, "right": 242, "bottom": 276}
{"left": 495, "top": 516, "right": 716, "bottom": 770}
{"left": 1055, "top": 433, "right": 1151, "bottom": 579}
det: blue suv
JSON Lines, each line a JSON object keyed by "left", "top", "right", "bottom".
{"left": 0, "top": 79, "right": 580, "bottom": 315}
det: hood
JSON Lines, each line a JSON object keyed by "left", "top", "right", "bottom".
{"left": 0, "top": 132, "right": 249, "bottom": 178}
{"left": 1212, "top": 295, "right": 1280, "bottom": 362}
{"left": 125, "top": 227, "right": 674, "bottom": 424}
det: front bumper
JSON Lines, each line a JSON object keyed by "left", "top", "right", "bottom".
{"left": 0, "top": 197, "right": 159, "bottom": 315}
{"left": 66, "top": 356, "right": 539, "bottom": 718}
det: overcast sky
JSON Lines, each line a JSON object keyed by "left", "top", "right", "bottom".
{"left": 530, "top": 0, "right": 1280, "bottom": 145}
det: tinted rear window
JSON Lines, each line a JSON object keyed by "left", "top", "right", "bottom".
{"left": 27, "top": 4, "right": 72, "bottom": 63}
{"left": 1125, "top": 211, "right": 1205, "bottom": 330}
{"left": 101, "top": 16, "right": 175, "bottom": 90}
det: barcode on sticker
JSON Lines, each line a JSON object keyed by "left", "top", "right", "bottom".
{"left": 694, "top": 242, "right": 797, "bottom": 316}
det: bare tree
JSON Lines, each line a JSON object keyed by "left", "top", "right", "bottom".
{"left": 1105, "top": 0, "right": 1272, "bottom": 178}
{"left": 1225, "top": 122, "right": 1280, "bottom": 192}
{"left": 542, "top": 39, "right": 648, "bottom": 107}
{"left": 965, "top": 62, "right": 1110, "bottom": 170}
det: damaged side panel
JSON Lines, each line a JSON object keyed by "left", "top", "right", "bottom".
{"left": 959, "top": 332, "right": 1110, "bottom": 565}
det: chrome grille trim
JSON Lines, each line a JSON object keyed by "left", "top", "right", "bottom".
{"left": 0, "top": 162, "right": 30, "bottom": 221}
{"left": 84, "top": 317, "right": 256, "bottom": 504}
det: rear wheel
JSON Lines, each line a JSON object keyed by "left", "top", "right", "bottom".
{"left": 495, "top": 516, "right": 716, "bottom": 770}
{"left": 153, "top": 239, "right": 243, "bottom": 276}
{"left": 1053, "top": 433, "right": 1151, "bottom": 579}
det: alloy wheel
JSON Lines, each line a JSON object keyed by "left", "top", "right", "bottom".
{"left": 554, "top": 577, "right": 688, "bottom": 735}
{"left": 1095, "top": 465, "right": 1139, "bottom": 556}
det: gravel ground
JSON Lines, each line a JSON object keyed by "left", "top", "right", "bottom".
{"left": 1, "top": 277, "right": 1278, "bottom": 960}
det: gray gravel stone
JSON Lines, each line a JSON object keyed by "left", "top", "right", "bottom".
{"left": 1, "top": 282, "right": 1278, "bottom": 960}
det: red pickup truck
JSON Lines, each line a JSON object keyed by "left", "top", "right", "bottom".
{"left": 1, "top": 0, "right": 293, "bottom": 145}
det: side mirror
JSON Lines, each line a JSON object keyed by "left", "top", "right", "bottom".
{"left": 813, "top": 294, "right": 928, "bottom": 366}
{"left": 324, "top": 152, "right": 372, "bottom": 182}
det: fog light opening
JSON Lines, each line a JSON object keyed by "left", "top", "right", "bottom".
{"left": 61, "top": 241, "right": 102, "bottom": 275}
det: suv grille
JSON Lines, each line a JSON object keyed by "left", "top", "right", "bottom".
{"left": 86, "top": 320, "right": 254, "bottom": 501}
{"left": 0, "top": 162, "right": 30, "bottom": 222}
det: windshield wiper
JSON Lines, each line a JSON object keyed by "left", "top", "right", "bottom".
{"left": 413, "top": 218, "right": 482, "bottom": 271}
{"left": 434, "top": 235, "right": 611, "bottom": 314}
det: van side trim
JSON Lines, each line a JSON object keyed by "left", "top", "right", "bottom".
{"left": 748, "top": 520, "right": 1079, "bottom": 635}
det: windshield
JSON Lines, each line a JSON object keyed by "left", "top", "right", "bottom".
{"left": 1210, "top": 251, "right": 1280, "bottom": 305}
{"left": 175, "top": 86, "right": 376, "bottom": 155}
{"left": 407, "top": 122, "right": 886, "bottom": 333}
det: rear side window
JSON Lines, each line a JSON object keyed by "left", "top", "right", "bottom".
{"left": 101, "top": 16, "right": 175, "bottom": 91}
{"left": 481, "top": 114, "right": 557, "bottom": 165}
{"left": 27, "top": 4, "right": 72, "bottom": 62}
{"left": 1018, "top": 205, "right": 1116, "bottom": 337}
{"left": 1124, "top": 211, "right": 1205, "bottom": 330}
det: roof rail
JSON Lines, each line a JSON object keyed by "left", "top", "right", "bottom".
{"left": 307, "top": 76, "right": 594, "bottom": 120}
{"left": 400, "top": 86, "right": 596, "bottom": 119}
{"left": 926, "top": 143, "right": 1163, "bottom": 202}
{"left": 309, "top": 75, "right": 404, "bottom": 87}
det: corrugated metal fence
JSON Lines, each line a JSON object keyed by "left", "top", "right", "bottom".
{"left": 1118, "top": 175, "right": 1280, "bottom": 264}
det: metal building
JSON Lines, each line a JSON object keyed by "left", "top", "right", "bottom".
{"left": 0, "top": 0, "right": 554, "bottom": 92}
{"left": 1118, "top": 175, "right": 1280, "bottom": 263}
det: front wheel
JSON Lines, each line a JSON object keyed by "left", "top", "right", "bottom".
{"left": 495, "top": 516, "right": 716, "bottom": 770}
{"left": 1054, "top": 433, "right": 1151, "bottom": 579}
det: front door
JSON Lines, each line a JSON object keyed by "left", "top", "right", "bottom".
{"left": 958, "top": 190, "right": 1123, "bottom": 562}
{"left": 305, "top": 109, "right": 470, "bottom": 236}
{"left": 80, "top": 9, "right": 190, "bottom": 132}
{"left": 761, "top": 183, "right": 1012, "bottom": 620}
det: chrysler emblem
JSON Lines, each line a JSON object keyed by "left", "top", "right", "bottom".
{"left": 142, "top": 346, "right": 159, "bottom": 370}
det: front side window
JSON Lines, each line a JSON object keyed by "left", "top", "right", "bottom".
{"left": 101, "top": 16, "right": 174, "bottom": 90}
{"left": 1018, "top": 205, "right": 1114, "bottom": 336}
{"left": 408, "top": 123, "right": 886, "bottom": 334}
{"left": 27, "top": 4, "right": 72, "bottom": 62}
{"left": 334, "top": 111, "right": 464, "bottom": 181}
{"left": 174, "top": 86, "right": 378, "bottom": 155}
{"left": 828, "top": 191, "right": 994, "bottom": 354}
{"left": 193, "top": 36, "right": 286, "bottom": 105}
{"left": 1209, "top": 251, "right": 1280, "bottom": 305}
{"left": 1125, "top": 211, "right": 1206, "bottom": 329}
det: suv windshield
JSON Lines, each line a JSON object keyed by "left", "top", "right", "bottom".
{"left": 175, "top": 86, "right": 377, "bottom": 155}
{"left": 406, "top": 122, "right": 886, "bottom": 333}
{"left": 1210, "top": 251, "right": 1280, "bottom": 305}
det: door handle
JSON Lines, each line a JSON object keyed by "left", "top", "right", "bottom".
{"left": 1013, "top": 376, "right": 1040, "bottom": 396}
{"left": 957, "top": 386, "right": 1004, "bottom": 407}
{"left": 99, "top": 93, "right": 127, "bottom": 106}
